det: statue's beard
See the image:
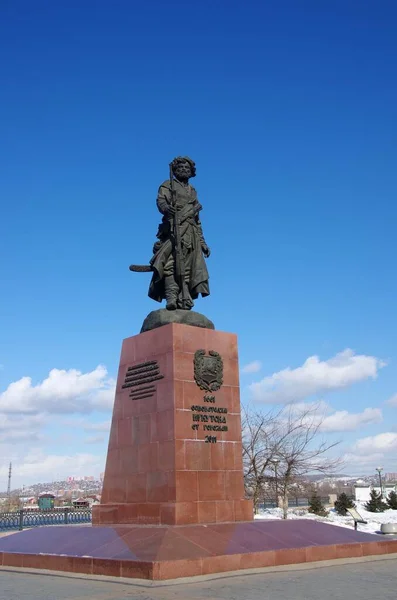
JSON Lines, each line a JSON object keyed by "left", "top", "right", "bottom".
{"left": 175, "top": 170, "right": 190, "bottom": 182}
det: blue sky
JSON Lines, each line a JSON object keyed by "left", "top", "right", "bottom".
{"left": 1, "top": 0, "right": 396, "bottom": 488}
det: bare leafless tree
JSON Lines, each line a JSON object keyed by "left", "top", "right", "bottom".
{"left": 242, "top": 406, "right": 280, "bottom": 512}
{"left": 275, "top": 404, "right": 342, "bottom": 518}
{"left": 242, "top": 403, "right": 342, "bottom": 517}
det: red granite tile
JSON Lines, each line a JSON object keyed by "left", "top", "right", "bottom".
{"left": 223, "top": 443, "right": 235, "bottom": 470}
{"left": 138, "top": 443, "right": 159, "bottom": 472}
{"left": 147, "top": 471, "right": 169, "bottom": 502}
{"left": 153, "top": 410, "right": 174, "bottom": 442}
{"left": 233, "top": 443, "right": 244, "bottom": 470}
{"left": 170, "top": 324, "right": 183, "bottom": 352}
{"left": 234, "top": 499, "right": 254, "bottom": 521}
{"left": 156, "top": 380, "right": 175, "bottom": 412}
{"left": 168, "top": 470, "right": 177, "bottom": 501}
{"left": 120, "top": 560, "right": 154, "bottom": 579}
{"left": 210, "top": 442, "right": 225, "bottom": 470}
{"left": 215, "top": 385, "right": 233, "bottom": 407}
{"left": 240, "top": 550, "right": 276, "bottom": 570}
{"left": 206, "top": 330, "right": 238, "bottom": 361}
{"left": 185, "top": 440, "right": 211, "bottom": 470}
{"left": 175, "top": 439, "right": 186, "bottom": 470}
{"left": 119, "top": 446, "right": 139, "bottom": 476}
{"left": 306, "top": 544, "right": 337, "bottom": 562}
{"left": 103, "top": 448, "right": 121, "bottom": 477}
{"left": 222, "top": 359, "right": 239, "bottom": 387}
{"left": 163, "top": 352, "right": 175, "bottom": 381}
{"left": 134, "top": 328, "right": 172, "bottom": 359}
{"left": 216, "top": 500, "right": 235, "bottom": 522}
{"left": 117, "top": 503, "right": 139, "bottom": 523}
{"left": 175, "top": 502, "right": 199, "bottom": 525}
{"left": 137, "top": 503, "right": 161, "bottom": 524}
{"left": 92, "top": 558, "right": 121, "bottom": 577}
{"left": 21, "top": 554, "right": 54, "bottom": 571}
{"left": 230, "top": 386, "right": 241, "bottom": 414}
{"left": 335, "top": 543, "right": 363, "bottom": 559}
{"left": 175, "top": 471, "right": 198, "bottom": 502}
{"left": 122, "top": 393, "right": 141, "bottom": 418}
{"left": 2, "top": 553, "right": 24, "bottom": 567}
{"left": 225, "top": 471, "right": 244, "bottom": 500}
{"left": 120, "top": 336, "right": 136, "bottom": 366}
{"left": 183, "top": 381, "right": 202, "bottom": 409}
{"left": 103, "top": 475, "right": 126, "bottom": 503}
{"left": 138, "top": 395, "right": 157, "bottom": 415}
{"left": 92, "top": 504, "right": 118, "bottom": 524}
{"left": 361, "top": 542, "right": 390, "bottom": 556}
{"left": 198, "top": 471, "right": 225, "bottom": 501}
{"left": 381, "top": 540, "right": 397, "bottom": 553}
{"left": 125, "top": 473, "right": 147, "bottom": 503}
{"left": 55, "top": 555, "right": 80, "bottom": 573}
{"left": 160, "top": 503, "right": 176, "bottom": 525}
{"left": 133, "top": 413, "right": 151, "bottom": 445}
{"left": 157, "top": 440, "right": 175, "bottom": 471}
{"left": 201, "top": 553, "right": 242, "bottom": 575}
{"left": 156, "top": 559, "right": 203, "bottom": 579}
{"left": 167, "top": 468, "right": 177, "bottom": 500}
{"left": 118, "top": 417, "right": 133, "bottom": 447}
{"left": 173, "top": 380, "right": 184, "bottom": 409}
{"left": 274, "top": 547, "right": 307, "bottom": 566}
{"left": 181, "top": 325, "right": 207, "bottom": 354}
{"left": 70, "top": 556, "right": 94, "bottom": 574}
{"left": 174, "top": 352, "right": 195, "bottom": 381}
{"left": 175, "top": 409, "right": 197, "bottom": 440}
{"left": 198, "top": 501, "right": 217, "bottom": 523}
{"left": 107, "top": 420, "right": 118, "bottom": 449}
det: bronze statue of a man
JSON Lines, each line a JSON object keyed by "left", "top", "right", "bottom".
{"left": 147, "top": 157, "right": 210, "bottom": 310}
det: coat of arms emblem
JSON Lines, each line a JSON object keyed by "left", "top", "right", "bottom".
{"left": 193, "top": 349, "right": 223, "bottom": 392}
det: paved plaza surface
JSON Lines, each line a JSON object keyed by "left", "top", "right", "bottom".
{"left": 1, "top": 557, "right": 397, "bottom": 600}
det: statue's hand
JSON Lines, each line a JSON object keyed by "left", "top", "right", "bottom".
{"left": 166, "top": 205, "right": 176, "bottom": 217}
{"left": 202, "top": 244, "right": 211, "bottom": 258}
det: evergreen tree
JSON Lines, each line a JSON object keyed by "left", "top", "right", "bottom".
{"left": 365, "top": 489, "right": 388, "bottom": 512}
{"left": 308, "top": 491, "right": 328, "bottom": 516}
{"left": 334, "top": 492, "right": 355, "bottom": 516}
{"left": 387, "top": 490, "right": 397, "bottom": 510}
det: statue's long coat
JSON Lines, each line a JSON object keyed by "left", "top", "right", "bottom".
{"left": 148, "top": 179, "right": 210, "bottom": 303}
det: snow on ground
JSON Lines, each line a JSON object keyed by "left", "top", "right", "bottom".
{"left": 254, "top": 503, "right": 397, "bottom": 535}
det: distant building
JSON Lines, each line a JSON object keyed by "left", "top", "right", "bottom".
{"left": 354, "top": 483, "right": 396, "bottom": 502}
{"left": 38, "top": 493, "right": 55, "bottom": 510}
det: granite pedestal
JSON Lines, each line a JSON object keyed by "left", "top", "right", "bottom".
{"left": 92, "top": 323, "right": 252, "bottom": 526}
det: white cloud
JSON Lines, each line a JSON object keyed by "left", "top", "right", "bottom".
{"left": 282, "top": 401, "right": 382, "bottom": 433}
{"left": 353, "top": 432, "right": 397, "bottom": 454}
{"left": 386, "top": 393, "right": 397, "bottom": 407}
{"left": 0, "top": 366, "right": 115, "bottom": 415}
{"left": 320, "top": 407, "right": 382, "bottom": 432}
{"left": 249, "top": 349, "right": 385, "bottom": 404}
{"left": 342, "top": 452, "right": 385, "bottom": 467}
{"left": 85, "top": 435, "right": 106, "bottom": 444}
{"left": 0, "top": 451, "right": 103, "bottom": 487}
{"left": 84, "top": 420, "right": 111, "bottom": 432}
{"left": 0, "top": 413, "right": 48, "bottom": 443}
{"left": 241, "top": 360, "right": 262, "bottom": 374}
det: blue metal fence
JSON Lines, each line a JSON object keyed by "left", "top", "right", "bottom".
{"left": 0, "top": 508, "right": 92, "bottom": 532}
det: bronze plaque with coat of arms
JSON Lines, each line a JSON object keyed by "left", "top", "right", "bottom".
{"left": 193, "top": 349, "right": 223, "bottom": 392}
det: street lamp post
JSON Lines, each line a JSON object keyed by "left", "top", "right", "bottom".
{"left": 272, "top": 459, "right": 280, "bottom": 507}
{"left": 376, "top": 467, "right": 383, "bottom": 498}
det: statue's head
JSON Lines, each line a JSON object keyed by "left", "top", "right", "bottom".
{"left": 171, "top": 156, "right": 196, "bottom": 182}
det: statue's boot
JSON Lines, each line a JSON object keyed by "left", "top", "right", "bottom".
{"left": 165, "top": 276, "right": 178, "bottom": 310}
